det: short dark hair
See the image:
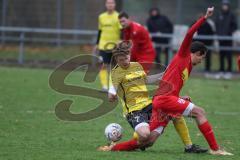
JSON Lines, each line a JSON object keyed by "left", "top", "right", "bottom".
{"left": 190, "top": 41, "right": 208, "bottom": 55}
{"left": 118, "top": 11, "right": 129, "bottom": 19}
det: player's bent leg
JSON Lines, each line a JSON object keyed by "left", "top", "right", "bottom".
{"left": 190, "top": 106, "right": 207, "bottom": 125}
{"left": 184, "top": 104, "right": 219, "bottom": 151}
{"left": 99, "top": 64, "right": 109, "bottom": 92}
{"left": 97, "top": 139, "right": 139, "bottom": 151}
{"left": 110, "top": 139, "right": 139, "bottom": 151}
{"left": 134, "top": 123, "right": 164, "bottom": 150}
{"left": 143, "top": 127, "right": 163, "bottom": 148}
{"left": 99, "top": 50, "right": 112, "bottom": 92}
{"left": 134, "top": 123, "right": 162, "bottom": 150}
{"left": 185, "top": 104, "right": 233, "bottom": 155}
{"left": 173, "top": 116, "right": 208, "bottom": 153}
{"left": 173, "top": 117, "right": 192, "bottom": 147}
{"left": 105, "top": 106, "right": 153, "bottom": 152}
{"left": 153, "top": 96, "right": 208, "bottom": 153}
{"left": 101, "top": 128, "right": 162, "bottom": 152}
{"left": 135, "top": 126, "right": 163, "bottom": 150}
{"left": 98, "top": 126, "right": 163, "bottom": 152}
{"left": 135, "top": 123, "right": 150, "bottom": 143}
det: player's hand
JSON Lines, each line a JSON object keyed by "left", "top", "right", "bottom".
{"left": 97, "top": 142, "right": 116, "bottom": 151}
{"left": 181, "top": 96, "right": 192, "bottom": 102}
{"left": 97, "top": 145, "right": 113, "bottom": 151}
{"left": 108, "top": 93, "right": 117, "bottom": 102}
{"left": 205, "top": 7, "right": 214, "bottom": 19}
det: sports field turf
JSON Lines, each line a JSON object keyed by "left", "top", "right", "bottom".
{"left": 0, "top": 66, "right": 239, "bottom": 160}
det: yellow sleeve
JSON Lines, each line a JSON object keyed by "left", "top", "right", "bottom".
{"left": 110, "top": 69, "right": 122, "bottom": 91}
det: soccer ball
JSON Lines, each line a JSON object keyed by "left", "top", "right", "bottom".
{"left": 104, "top": 123, "right": 123, "bottom": 142}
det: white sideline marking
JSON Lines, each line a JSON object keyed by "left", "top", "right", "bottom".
{"left": 26, "top": 110, "right": 33, "bottom": 114}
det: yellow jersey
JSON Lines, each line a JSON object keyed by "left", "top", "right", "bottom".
{"left": 111, "top": 62, "right": 152, "bottom": 115}
{"left": 98, "top": 11, "right": 121, "bottom": 50}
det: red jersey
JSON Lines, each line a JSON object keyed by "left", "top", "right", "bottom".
{"left": 123, "top": 21, "right": 155, "bottom": 58}
{"left": 122, "top": 21, "right": 156, "bottom": 73}
{"left": 155, "top": 17, "right": 206, "bottom": 96}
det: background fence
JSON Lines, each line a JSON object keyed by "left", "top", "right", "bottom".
{"left": 1, "top": 0, "right": 240, "bottom": 29}
{"left": 0, "top": 0, "right": 240, "bottom": 72}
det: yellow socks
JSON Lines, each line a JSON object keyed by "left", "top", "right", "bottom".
{"left": 173, "top": 116, "right": 192, "bottom": 147}
{"left": 99, "top": 68, "right": 108, "bottom": 89}
{"left": 133, "top": 132, "right": 139, "bottom": 140}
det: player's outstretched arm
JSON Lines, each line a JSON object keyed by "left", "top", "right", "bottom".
{"left": 146, "top": 73, "right": 164, "bottom": 84}
{"left": 178, "top": 7, "right": 214, "bottom": 57}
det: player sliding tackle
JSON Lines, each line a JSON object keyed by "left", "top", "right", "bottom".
{"left": 98, "top": 7, "right": 233, "bottom": 156}
{"left": 99, "top": 40, "right": 207, "bottom": 153}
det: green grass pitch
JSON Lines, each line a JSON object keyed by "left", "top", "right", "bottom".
{"left": 0, "top": 66, "right": 239, "bottom": 160}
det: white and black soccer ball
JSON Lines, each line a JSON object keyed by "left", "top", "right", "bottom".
{"left": 104, "top": 123, "right": 123, "bottom": 142}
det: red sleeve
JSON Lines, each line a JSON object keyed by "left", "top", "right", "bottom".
{"left": 178, "top": 17, "right": 206, "bottom": 57}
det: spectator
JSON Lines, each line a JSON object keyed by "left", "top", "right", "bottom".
{"left": 194, "top": 13, "right": 215, "bottom": 72}
{"left": 215, "top": 0, "right": 237, "bottom": 78}
{"left": 146, "top": 8, "right": 173, "bottom": 66}
{"left": 119, "top": 12, "right": 156, "bottom": 73}
{"left": 95, "top": 0, "right": 122, "bottom": 92}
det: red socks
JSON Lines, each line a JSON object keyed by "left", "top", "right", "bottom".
{"left": 112, "top": 139, "right": 139, "bottom": 151}
{"left": 112, "top": 121, "right": 219, "bottom": 151}
{"left": 198, "top": 121, "right": 219, "bottom": 150}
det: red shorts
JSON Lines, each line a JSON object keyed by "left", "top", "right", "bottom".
{"left": 149, "top": 107, "right": 169, "bottom": 132}
{"left": 149, "top": 95, "right": 194, "bottom": 131}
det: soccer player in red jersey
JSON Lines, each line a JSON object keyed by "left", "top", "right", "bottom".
{"left": 149, "top": 7, "right": 233, "bottom": 155}
{"left": 98, "top": 7, "right": 233, "bottom": 156}
{"left": 118, "top": 12, "right": 156, "bottom": 73}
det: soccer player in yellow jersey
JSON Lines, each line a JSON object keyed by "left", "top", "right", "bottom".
{"left": 95, "top": 0, "right": 122, "bottom": 92}
{"left": 99, "top": 41, "right": 207, "bottom": 153}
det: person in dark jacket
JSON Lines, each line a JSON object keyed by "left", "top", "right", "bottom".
{"left": 194, "top": 14, "right": 215, "bottom": 72}
{"left": 146, "top": 8, "right": 173, "bottom": 66}
{"left": 215, "top": 0, "right": 237, "bottom": 73}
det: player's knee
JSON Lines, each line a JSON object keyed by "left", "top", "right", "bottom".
{"left": 192, "top": 106, "right": 206, "bottom": 118}
{"left": 192, "top": 106, "right": 208, "bottom": 124}
{"left": 138, "top": 130, "right": 150, "bottom": 141}
{"left": 144, "top": 131, "right": 159, "bottom": 148}
{"left": 198, "top": 107, "right": 206, "bottom": 117}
